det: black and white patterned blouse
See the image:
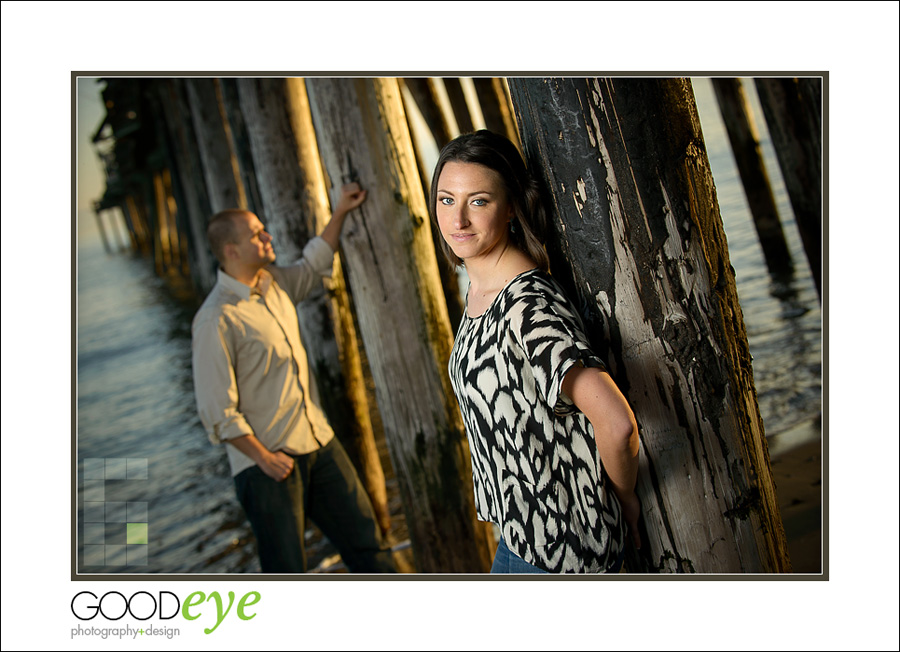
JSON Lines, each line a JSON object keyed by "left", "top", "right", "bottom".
{"left": 449, "top": 269, "right": 625, "bottom": 573}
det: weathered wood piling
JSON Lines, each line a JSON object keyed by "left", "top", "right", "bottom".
{"left": 754, "top": 77, "right": 823, "bottom": 300}
{"left": 306, "top": 77, "right": 496, "bottom": 573}
{"left": 712, "top": 77, "right": 794, "bottom": 280}
{"left": 508, "top": 77, "right": 792, "bottom": 573}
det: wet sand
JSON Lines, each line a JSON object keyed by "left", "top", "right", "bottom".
{"left": 768, "top": 416, "right": 823, "bottom": 574}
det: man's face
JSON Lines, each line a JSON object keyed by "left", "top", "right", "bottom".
{"left": 229, "top": 212, "right": 276, "bottom": 270}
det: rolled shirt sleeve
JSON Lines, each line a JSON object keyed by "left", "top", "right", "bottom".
{"left": 270, "top": 237, "right": 336, "bottom": 304}
{"left": 191, "top": 311, "right": 255, "bottom": 445}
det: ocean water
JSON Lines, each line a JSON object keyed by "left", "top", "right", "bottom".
{"left": 77, "top": 247, "right": 258, "bottom": 573}
{"left": 693, "top": 77, "right": 822, "bottom": 436}
{"left": 75, "top": 79, "right": 822, "bottom": 573}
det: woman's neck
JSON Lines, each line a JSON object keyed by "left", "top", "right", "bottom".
{"left": 465, "top": 245, "right": 537, "bottom": 316}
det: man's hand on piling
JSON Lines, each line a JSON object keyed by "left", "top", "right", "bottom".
{"left": 335, "top": 182, "right": 367, "bottom": 215}
{"left": 321, "top": 182, "right": 368, "bottom": 251}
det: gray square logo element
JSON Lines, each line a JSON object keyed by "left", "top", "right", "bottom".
{"left": 83, "top": 502, "right": 105, "bottom": 523}
{"left": 84, "top": 458, "right": 105, "bottom": 480}
{"left": 127, "top": 502, "right": 148, "bottom": 522}
{"left": 83, "top": 522, "right": 105, "bottom": 545}
{"left": 127, "top": 458, "right": 148, "bottom": 480}
{"left": 105, "top": 458, "right": 128, "bottom": 480}
{"left": 105, "top": 502, "right": 127, "bottom": 523}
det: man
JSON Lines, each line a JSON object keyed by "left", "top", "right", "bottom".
{"left": 191, "top": 183, "right": 395, "bottom": 573}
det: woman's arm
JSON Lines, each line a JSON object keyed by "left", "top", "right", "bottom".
{"left": 562, "top": 365, "right": 642, "bottom": 548}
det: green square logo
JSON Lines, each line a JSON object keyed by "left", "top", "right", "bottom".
{"left": 126, "top": 523, "right": 148, "bottom": 545}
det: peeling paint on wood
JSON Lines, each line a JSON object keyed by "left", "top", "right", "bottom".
{"left": 509, "top": 77, "right": 790, "bottom": 573}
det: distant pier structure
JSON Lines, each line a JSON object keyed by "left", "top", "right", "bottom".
{"left": 89, "top": 78, "right": 214, "bottom": 297}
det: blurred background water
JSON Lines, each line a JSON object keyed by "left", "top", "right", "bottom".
{"left": 693, "top": 78, "right": 822, "bottom": 443}
{"left": 76, "top": 78, "right": 822, "bottom": 573}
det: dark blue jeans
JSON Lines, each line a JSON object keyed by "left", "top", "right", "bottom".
{"left": 234, "top": 438, "right": 395, "bottom": 573}
{"left": 490, "top": 536, "right": 548, "bottom": 574}
{"left": 490, "top": 536, "right": 625, "bottom": 574}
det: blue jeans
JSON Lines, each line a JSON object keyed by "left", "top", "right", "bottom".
{"left": 490, "top": 536, "right": 625, "bottom": 574}
{"left": 490, "top": 537, "right": 548, "bottom": 574}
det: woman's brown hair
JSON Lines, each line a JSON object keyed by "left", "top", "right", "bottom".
{"left": 428, "top": 130, "right": 550, "bottom": 271}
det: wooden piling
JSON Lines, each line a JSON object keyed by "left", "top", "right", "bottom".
{"left": 235, "top": 77, "right": 393, "bottom": 538}
{"left": 472, "top": 78, "right": 522, "bottom": 150}
{"left": 306, "top": 77, "right": 495, "bottom": 573}
{"left": 754, "top": 77, "right": 823, "bottom": 300}
{"left": 712, "top": 78, "right": 794, "bottom": 279}
{"left": 509, "top": 77, "right": 791, "bottom": 573}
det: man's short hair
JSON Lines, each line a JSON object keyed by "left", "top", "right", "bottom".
{"left": 207, "top": 209, "right": 248, "bottom": 265}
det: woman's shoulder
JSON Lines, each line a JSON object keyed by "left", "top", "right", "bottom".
{"left": 496, "top": 271, "right": 585, "bottom": 336}
{"left": 502, "top": 269, "right": 571, "bottom": 309}
{"left": 509, "top": 269, "right": 594, "bottom": 333}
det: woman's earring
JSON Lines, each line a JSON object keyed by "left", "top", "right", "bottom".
{"left": 510, "top": 219, "right": 517, "bottom": 235}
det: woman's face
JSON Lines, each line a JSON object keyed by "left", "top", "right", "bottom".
{"left": 435, "top": 161, "right": 514, "bottom": 265}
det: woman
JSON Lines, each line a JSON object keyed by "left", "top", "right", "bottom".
{"left": 430, "top": 130, "right": 641, "bottom": 574}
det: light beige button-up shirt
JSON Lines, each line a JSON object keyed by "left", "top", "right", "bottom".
{"left": 191, "top": 237, "right": 336, "bottom": 476}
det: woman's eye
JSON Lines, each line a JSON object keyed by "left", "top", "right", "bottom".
{"left": 472, "top": 199, "right": 486, "bottom": 206}
{"left": 439, "top": 197, "right": 453, "bottom": 205}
